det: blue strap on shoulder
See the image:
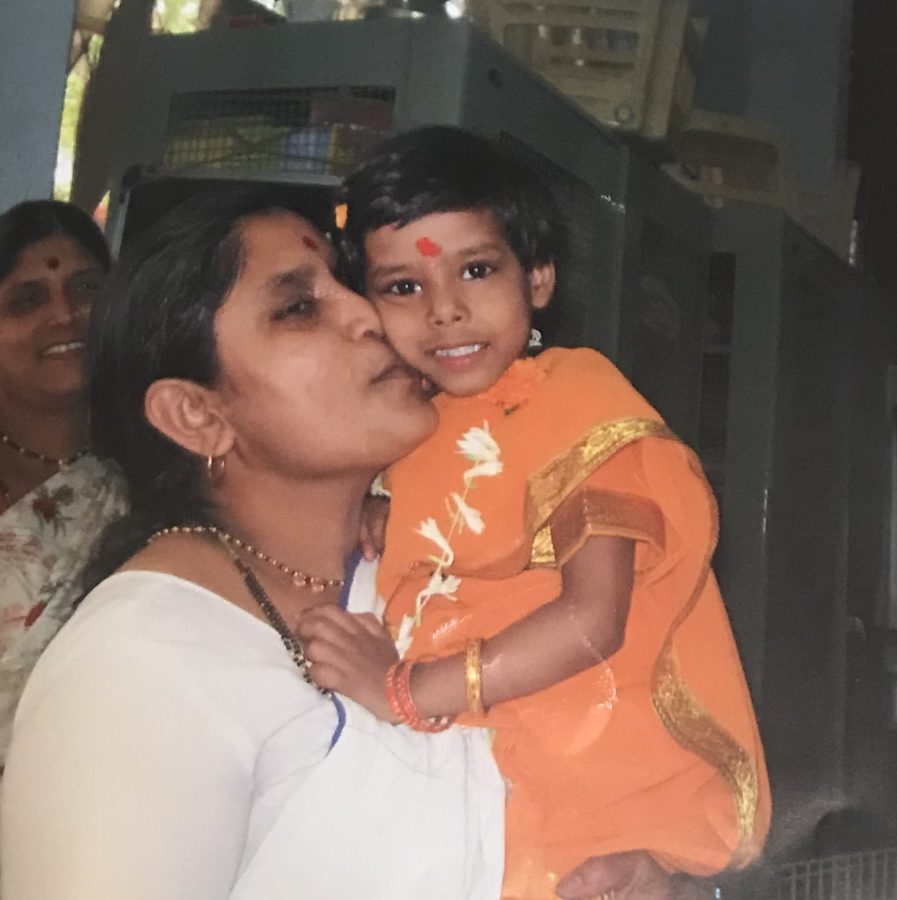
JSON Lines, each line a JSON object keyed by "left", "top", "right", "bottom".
{"left": 327, "top": 550, "right": 363, "bottom": 750}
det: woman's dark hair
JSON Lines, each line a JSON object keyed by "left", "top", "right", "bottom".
{"left": 339, "top": 126, "right": 565, "bottom": 291}
{"left": 85, "top": 184, "right": 334, "bottom": 590}
{"left": 0, "top": 200, "right": 111, "bottom": 281}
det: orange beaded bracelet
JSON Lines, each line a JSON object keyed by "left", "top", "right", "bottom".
{"left": 385, "top": 660, "right": 454, "bottom": 733}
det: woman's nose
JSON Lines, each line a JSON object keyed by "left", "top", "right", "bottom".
{"left": 47, "top": 285, "right": 78, "bottom": 325}
{"left": 340, "top": 284, "right": 386, "bottom": 343}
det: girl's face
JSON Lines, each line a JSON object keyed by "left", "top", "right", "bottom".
{"left": 0, "top": 235, "right": 104, "bottom": 411}
{"left": 211, "top": 211, "right": 437, "bottom": 478}
{"left": 364, "top": 208, "right": 554, "bottom": 397}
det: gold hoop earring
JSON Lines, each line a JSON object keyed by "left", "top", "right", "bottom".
{"left": 206, "top": 453, "right": 226, "bottom": 485}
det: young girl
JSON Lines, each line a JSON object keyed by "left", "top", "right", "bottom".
{"left": 299, "top": 126, "right": 771, "bottom": 899}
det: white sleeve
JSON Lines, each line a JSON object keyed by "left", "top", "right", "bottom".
{"left": 2, "top": 638, "right": 256, "bottom": 900}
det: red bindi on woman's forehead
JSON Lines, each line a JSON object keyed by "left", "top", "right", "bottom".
{"left": 302, "top": 235, "right": 319, "bottom": 253}
{"left": 415, "top": 237, "right": 442, "bottom": 258}
{"left": 46, "top": 257, "right": 60, "bottom": 270}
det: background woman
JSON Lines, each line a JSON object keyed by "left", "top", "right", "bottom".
{"left": 0, "top": 200, "right": 125, "bottom": 764}
{"left": 1, "top": 188, "right": 505, "bottom": 900}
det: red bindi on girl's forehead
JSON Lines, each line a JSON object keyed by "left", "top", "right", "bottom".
{"left": 302, "top": 235, "right": 319, "bottom": 253}
{"left": 46, "top": 257, "right": 60, "bottom": 270}
{"left": 415, "top": 237, "right": 442, "bottom": 258}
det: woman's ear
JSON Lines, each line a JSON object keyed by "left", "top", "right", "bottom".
{"left": 144, "top": 379, "right": 234, "bottom": 460}
{"left": 529, "top": 263, "right": 556, "bottom": 311}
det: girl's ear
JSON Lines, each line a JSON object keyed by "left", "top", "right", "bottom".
{"left": 144, "top": 378, "right": 235, "bottom": 460}
{"left": 529, "top": 263, "right": 556, "bottom": 311}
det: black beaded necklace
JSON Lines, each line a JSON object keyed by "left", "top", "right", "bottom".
{"left": 0, "top": 431, "right": 88, "bottom": 470}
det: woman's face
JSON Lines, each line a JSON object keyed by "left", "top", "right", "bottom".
{"left": 0, "top": 234, "right": 104, "bottom": 411}
{"left": 211, "top": 211, "right": 437, "bottom": 477}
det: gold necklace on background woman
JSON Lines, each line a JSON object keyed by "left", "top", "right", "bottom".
{"left": 0, "top": 431, "right": 88, "bottom": 509}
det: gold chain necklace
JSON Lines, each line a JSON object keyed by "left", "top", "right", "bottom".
{"left": 0, "top": 431, "right": 88, "bottom": 470}
{"left": 147, "top": 524, "right": 345, "bottom": 592}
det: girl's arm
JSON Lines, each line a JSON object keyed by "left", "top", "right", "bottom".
{"left": 410, "top": 533, "right": 633, "bottom": 717}
{"left": 298, "top": 532, "right": 634, "bottom": 721}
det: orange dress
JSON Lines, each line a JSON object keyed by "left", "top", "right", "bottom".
{"left": 378, "top": 348, "right": 771, "bottom": 899}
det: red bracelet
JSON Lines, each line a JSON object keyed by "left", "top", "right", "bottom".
{"left": 385, "top": 660, "right": 454, "bottom": 733}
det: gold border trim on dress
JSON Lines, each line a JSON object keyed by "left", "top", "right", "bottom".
{"left": 526, "top": 419, "right": 761, "bottom": 865}
{"left": 525, "top": 418, "right": 676, "bottom": 533}
{"left": 651, "top": 455, "right": 760, "bottom": 867}
{"left": 532, "top": 488, "right": 665, "bottom": 567}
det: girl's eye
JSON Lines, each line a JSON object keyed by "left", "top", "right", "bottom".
{"left": 462, "top": 262, "right": 493, "bottom": 281}
{"left": 385, "top": 279, "right": 420, "bottom": 297}
{"left": 272, "top": 296, "right": 319, "bottom": 322}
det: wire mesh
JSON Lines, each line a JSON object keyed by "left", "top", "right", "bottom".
{"left": 162, "top": 86, "right": 396, "bottom": 178}
{"left": 778, "top": 849, "right": 897, "bottom": 900}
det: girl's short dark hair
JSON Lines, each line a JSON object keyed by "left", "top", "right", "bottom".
{"left": 0, "top": 200, "right": 111, "bottom": 281}
{"left": 339, "top": 126, "right": 564, "bottom": 289}
{"left": 85, "top": 184, "right": 334, "bottom": 589}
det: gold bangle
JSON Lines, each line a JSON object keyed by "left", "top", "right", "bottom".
{"left": 465, "top": 638, "right": 485, "bottom": 715}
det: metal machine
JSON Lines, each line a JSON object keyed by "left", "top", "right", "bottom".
{"left": 103, "top": 13, "right": 897, "bottom": 862}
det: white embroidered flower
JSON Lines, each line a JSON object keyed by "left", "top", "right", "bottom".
{"left": 368, "top": 471, "right": 391, "bottom": 498}
{"left": 427, "top": 570, "right": 461, "bottom": 600}
{"left": 457, "top": 422, "right": 501, "bottom": 464}
{"left": 457, "top": 423, "right": 503, "bottom": 486}
{"left": 395, "top": 615, "right": 415, "bottom": 659}
{"left": 400, "top": 421, "right": 504, "bottom": 646}
{"left": 432, "top": 617, "right": 461, "bottom": 643}
{"left": 447, "top": 492, "right": 485, "bottom": 534}
{"left": 462, "top": 459, "right": 503, "bottom": 486}
{"left": 416, "top": 517, "right": 454, "bottom": 567}
{"left": 412, "top": 570, "right": 462, "bottom": 627}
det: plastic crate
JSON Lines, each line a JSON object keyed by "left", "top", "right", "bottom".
{"left": 469, "top": 0, "right": 701, "bottom": 137}
{"left": 661, "top": 109, "right": 798, "bottom": 212}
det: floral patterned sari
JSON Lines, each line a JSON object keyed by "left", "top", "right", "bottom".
{"left": 0, "top": 454, "right": 126, "bottom": 763}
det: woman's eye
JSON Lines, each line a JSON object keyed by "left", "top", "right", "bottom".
{"left": 462, "top": 262, "right": 493, "bottom": 281}
{"left": 3, "top": 286, "right": 45, "bottom": 316}
{"left": 273, "top": 296, "right": 319, "bottom": 321}
{"left": 385, "top": 279, "right": 420, "bottom": 297}
{"left": 68, "top": 277, "right": 103, "bottom": 301}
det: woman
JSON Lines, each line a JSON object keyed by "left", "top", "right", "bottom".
{"left": 1, "top": 188, "right": 679, "bottom": 900}
{"left": 0, "top": 200, "right": 125, "bottom": 764}
{"left": 1, "top": 188, "right": 505, "bottom": 900}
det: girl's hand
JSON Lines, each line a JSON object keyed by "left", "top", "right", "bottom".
{"left": 556, "top": 850, "right": 673, "bottom": 900}
{"left": 359, "top": 495, "right": 390, "bottom": 561}
{"left": 297, "top": 607, "right": 399, "bottom": 722}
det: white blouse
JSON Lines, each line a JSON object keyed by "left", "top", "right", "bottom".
{"left": 1, "top": 562, "right": 504, "bottom": 900}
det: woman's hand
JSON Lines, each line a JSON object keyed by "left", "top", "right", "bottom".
{"left": 556, "top": 850, "right": 673, "bottom": 900}
{"left": 359, "top": 495, "right": 390, "bottom": 561}
{"left": 297, "top": 607, "right": 399, "bottom": 722}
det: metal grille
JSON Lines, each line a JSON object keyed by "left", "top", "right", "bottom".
{"left": 779, "top": 849, "right": 897, "bottom": 900}
{"left": 499, "top": 131, "right": 600, "bottom": 347}
{"left": 162, "top": 86, "right": 395, "bottom": 178}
